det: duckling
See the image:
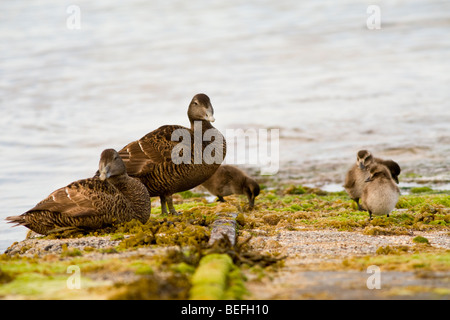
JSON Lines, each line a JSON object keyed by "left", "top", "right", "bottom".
{"left": 375, "top": 159, "right": 401, "bottom": 183}
{"left": 6, "top": 149, "right": 151, "bottom": 235}
{"left": 201, "top": 165, "right": 260, "bottom": 209}
{"left": 344, "top": 150, "right": 401, "bottom": 209}
{"left": 361, "top": 163, "right": 400, "bottom": 220}
{"left": 343, "top": 150, "right": 374, "bottom": 210}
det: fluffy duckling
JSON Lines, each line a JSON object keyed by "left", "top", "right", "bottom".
{"left": 376, "top": 158, "right": 401, "bottom": 183}
{"left": 344, "top": 150, "right": 374, "bottom": 210}
{"left": 201, "top": 165, "right": 260, "bottom": 209}
{"left": 361, "top": 163, "right": 400, "bottom": 220}
{"left": 6, "top": 149, "right": 151, "bottom": 235}
{"left": 344, "top": 150, "right": 401, "bottom": 209}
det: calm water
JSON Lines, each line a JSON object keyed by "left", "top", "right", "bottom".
{"left": 1, "top": 0, "right": 449, "bottom": 251}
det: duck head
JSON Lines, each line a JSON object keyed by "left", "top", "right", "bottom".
{"left": 365, "top": 164, "right": 391, "bottom": 182}
{"left": 356, "top": 149, "right": 374, "bottom": 170}
{"left": 188, "top": 93, "right": 215, "bottom": 123}
{"left": 98, "top": 149, "right": 126, "bottom": 181}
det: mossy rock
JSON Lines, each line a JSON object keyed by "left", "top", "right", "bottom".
{"left": 189, "top": 253, "right": 246, "bottom": 300}
{"left": 410, "top": 186, "right": 433, "bottom": 194}
{"left": 263, "top": 214, "right": 281, "bottom": 226}
{"left": 283, "top": 185, "right": 306, "bottom": 195}
{"left": 0, "top": 268, "right": 14, "bottom": 284}
{"left": 413, "top": 236, "right": 430, "bottom": 244}
{"left": 376, "top": 245, "right": 410, "bottom": 255}
{"left": 111, "top": 273, "right": 191, "bottom": 300}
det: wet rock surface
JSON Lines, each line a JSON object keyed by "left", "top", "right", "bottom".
{"left": 3, "top": 193, "right": 449, "bottom": 300}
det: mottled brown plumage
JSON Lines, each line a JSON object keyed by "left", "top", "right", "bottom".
{"left": 6, "top": 149, "right": 151, "bottom": 235}
{"left": 202, "top": 165, "right": 260, "bottom": 208}
{"left": 118, "top": 93, "right": 226, "bottom": 214}
{"left": 344, "top": 150, "right": 401, "bottom": 210}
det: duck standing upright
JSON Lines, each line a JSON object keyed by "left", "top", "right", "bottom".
{"left": 343, "top": 150, "right": 375, "bottom": 210}
{"left": 361, "top": 163, "right": 400, "bottom": 220}
{"left": 6, "top": 149, "right": 151, "bottom": 235}
{"left": 118, "top": 94, "right": 227, "bottom": 214}
{"left": 344, "top": 150, "right": 401, "bottom": 210}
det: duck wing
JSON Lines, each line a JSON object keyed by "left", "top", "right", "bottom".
{"left": 27, "top": 178, "right": 116, "bottom": 217}
{"left": 343, "top": 166, "right": 356, "bottom": 188}
{"left": 119, "top": 125, "right": 190, "bottom": 176}
{"left": 375, "top": 158, "right": 401, "bottom": 183}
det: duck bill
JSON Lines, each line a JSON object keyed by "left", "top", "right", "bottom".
{"left": 99, "top": 166, "right": 111, "bottom": 181}
{"left": 204, "top": 106, "right": 215, "bottom": 122}
{"left": 204, "top": 112, "right": 215, "bottom": 122}
{"left": 359, "top": 162, "right": 365, "bottom": 170}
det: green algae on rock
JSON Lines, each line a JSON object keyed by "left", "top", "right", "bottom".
{"left": 189, "top": 253, "right": 246, "bottom": 300}
{"left": 2, "top": 186, "right": 449, "bottom": 300}
{"left": 0, "top": 268, "right": 14, "bottom": 285}
{"left": 413, "top": 236, "right": 430, "bottom": 244}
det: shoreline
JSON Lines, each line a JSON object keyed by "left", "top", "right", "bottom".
{"left": 2, "top": 169, "right": 450, "bottom": 252}
{"left": 1, "top": 186, "right": 449, "bottom": 300}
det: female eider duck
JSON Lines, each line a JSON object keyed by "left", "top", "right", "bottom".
{"left": 344, "top": 150, "right": 401, "bottom": 210}
{"left": 117, "top": 93, "right": 226, "bottom": 214}
{"left": 361, "top": 163, "right": 400, "bottom": 220}
{"left": 6, "top": 149, "right": 151, "bottom": 235}
{"left": 201, "top": 165, "right": 260, "bottom": 209}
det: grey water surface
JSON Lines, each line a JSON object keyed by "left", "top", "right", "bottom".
{"left": 1, "top": 0, "right": 449, "bottom": 251}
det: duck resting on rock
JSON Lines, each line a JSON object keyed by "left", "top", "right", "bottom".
{"left": 6, "top": 149, "right": 151, "bottom": 235}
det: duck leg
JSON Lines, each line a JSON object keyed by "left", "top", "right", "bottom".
{"left": 165, "top": 194, "right": 180, "bottom": 215}
{"left": 355, "top": 198, "right": 366, "bottom": 211}
{"left": 160, "top": 195, "right": 169, "bottom": 215}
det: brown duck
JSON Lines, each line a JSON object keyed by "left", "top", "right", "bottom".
{"left": 201, "top": 165, "right": 260, "bottom": 208}
{"left": 344, "top": 150, "right": 401, "bottom": 210}
{"left": 361, "top": 163, "right": 400, "bottom": 220}
{"left": 117, "top": 93, "right": 227, "bottom": 214}
{"left": 6, "top": 149, "right": 151, "bottom": 235}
